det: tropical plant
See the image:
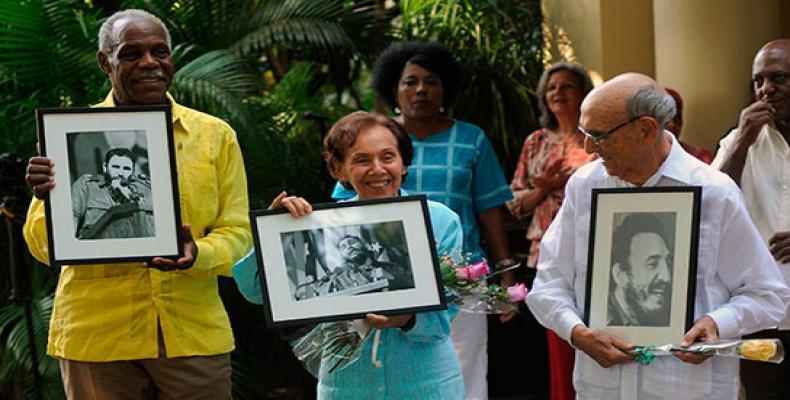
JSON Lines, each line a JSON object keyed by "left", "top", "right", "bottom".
{"left": 0, "top": 264, "right": 62, "bottom": 400}
{"left": 0, "top": 0, "right": 106, "bottom": 149}
{"left": 395, "top": 0, "right": 544, "bottom": 175}
{"left": 0, "top": 0, "right": 375, "bottom": 144}
{"left": 126, "top": 0, "right": 380, "bottom": 130}
{"left": 241, "top": 61, "right": 376, "bottom": 207}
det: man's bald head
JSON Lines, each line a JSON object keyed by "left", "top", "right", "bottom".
{"left": 752, "top": 39, "right": 790, "bottom": 122}
{"left": 580, "top": 73, "right": 675, "bottom": 144}
{"left": 579, "top": 73, "right": 675, "bottom": 185}
{"left": 757, "top": 39, "right": 790, "bottom": 60}
{"left": 584, "top": 73, "right": 657, "bottom": 108}
{"left": 582, "top": 73, "right": 674, "bottom": 130}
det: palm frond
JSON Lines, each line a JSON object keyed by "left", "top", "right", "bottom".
{"left": 170, "top": 49, "right": 260, "bottom": 130}
{"left": 0, "top": 0, "right": 54, "bottom": 83}
{"left": 0, "top": 297, "right": 60, "bottom": 397}
{"left": 0, "top": 1, "right": 100, "bottom": 85}
{"left": 230, "top": 0, "right": 374, "bottom": 56}
{"left": 125, "top": 0, "right": 253, "bottom": 50}
{"left": 42, "top": 1, "right": 101, "bottom": 80}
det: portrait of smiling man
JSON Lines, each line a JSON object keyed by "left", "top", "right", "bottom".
{"left": 24, "top": 9, "right": 251, "bottom": 400}
{"left": 607, "top": 212, "right": 675, "bottom": 327}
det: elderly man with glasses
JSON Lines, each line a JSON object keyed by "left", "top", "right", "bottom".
{"left": 526, "top": 72, "right": 790, "bottom": 399}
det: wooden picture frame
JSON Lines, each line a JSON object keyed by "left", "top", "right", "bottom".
{"left": 584, "top": 187, "right": 701, "bottom": 345}
{"left": 36, "top": 106, "right": 183, "bottom": 265}
{"left": 250, "top": 195, "right": 446, "bottom": 327}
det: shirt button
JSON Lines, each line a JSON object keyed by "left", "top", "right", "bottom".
{"left": 177, "top": 142, "right": 183, "bottom": 150}
{"left": 378, "top": 387, "right": 384, "bottom": 392}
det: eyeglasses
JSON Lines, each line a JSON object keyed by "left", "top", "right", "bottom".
{"left": 578, "top": 115, "right": 644, "bottom": 144}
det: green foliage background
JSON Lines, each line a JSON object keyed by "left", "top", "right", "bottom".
{"left": 0, "top": 0, "right": 544, "bottom": 398}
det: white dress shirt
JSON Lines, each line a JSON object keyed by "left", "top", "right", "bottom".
{"left": 712, "top": 125, "right": 790, "bottom": 329}
{"left": 526, "top": 133, "right": 790, "bottom": 399}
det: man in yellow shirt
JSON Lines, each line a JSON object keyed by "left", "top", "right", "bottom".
{"left": 23, "top": 9, "right": 251, "bottom": 399}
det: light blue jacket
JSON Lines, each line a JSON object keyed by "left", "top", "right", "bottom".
{"left": 232, "top": 198, "right": 465, "bottom": 399}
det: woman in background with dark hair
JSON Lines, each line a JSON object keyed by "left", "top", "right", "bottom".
{"left": 506, "top": 62, "right": 595, "bottom": 400}
{"left": 334, "top": 41, "right": 515, "bottom": 399}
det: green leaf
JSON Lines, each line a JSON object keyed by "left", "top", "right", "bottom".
{"left": 171, "top": 49, "right": 260, "bottom": 130}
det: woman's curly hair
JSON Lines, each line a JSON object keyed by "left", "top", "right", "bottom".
{"left": 372, "top": 41, "right": 460, "bottom": 110}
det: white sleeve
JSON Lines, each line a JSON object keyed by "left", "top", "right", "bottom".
{"left": 705, "top": 189, "right": 790, "bottom": 338}
{"left": 710, "top": 129, "right": 737, "bottom": 169}
{"left": 525, "top": 176, "right": 585, "bottom": 344}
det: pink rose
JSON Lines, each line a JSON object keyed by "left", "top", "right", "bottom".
{"left": 507, "top": 283, "right": 529, "bottom": 302}
{"left": 455, "top": 266, "right": 472, "bottom": 281}
{"left": 468, "top": 261, "right": 490, "bottom": 281}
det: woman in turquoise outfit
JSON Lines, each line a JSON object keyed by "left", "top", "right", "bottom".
{"left": 332, "top": 41, "right": 514, "bottom": 398}
{"left": 233, "top": 111, "right": 465, "bottom": 399}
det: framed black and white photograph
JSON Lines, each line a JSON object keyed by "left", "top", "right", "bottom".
{"left": 251, "top": 195, "right": 445, "bottom": 327}
{"left": 37, "top": 106, "right": 183, "bottom": 265}
{"left": 584, "top": 187, "right": 701, "bottom": 345}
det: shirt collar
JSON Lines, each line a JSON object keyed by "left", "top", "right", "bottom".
{"left": 642, "top": 132, "right": 693, "bottom": 186}
{"left": 96, "top": 90, "right": 191, "bottom": 134}
{"left": 760, "top": 124, "right": 790, "bottom": 153}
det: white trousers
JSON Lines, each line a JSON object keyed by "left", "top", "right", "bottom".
{"left": 451, "top": 310, "right": 488, "bottom": 400}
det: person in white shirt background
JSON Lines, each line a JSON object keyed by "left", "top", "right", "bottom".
{"left": 712, "top": 38, "right": 790, "bottom": 400}
{"left": 526, "top": 72, "right": 790, "bottom": 399}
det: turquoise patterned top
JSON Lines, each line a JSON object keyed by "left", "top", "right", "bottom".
{"left": 333, "top": 120, "right": 513, "bottom": 262}
{"left": 232, "top": 198, "right": 465, "bottom": 399}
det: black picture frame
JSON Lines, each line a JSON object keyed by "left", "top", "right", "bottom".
{"left": 36, "top": 106, "right": 183, "bottom": 265}
{"left": 250, "top": 195, "right": 446, "bottom": 327}
{"left": 583, "top": 186, "right": 701, "bottom": 345}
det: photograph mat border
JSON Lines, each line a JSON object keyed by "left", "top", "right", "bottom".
{"left": 37, "top": 106, "right": 183, "bottom": 264}
{"left": 584, "top": 187, "right": 701, "bottom": 345}
{"left": 251, "top": 196, "right": 446, "bottom": 327}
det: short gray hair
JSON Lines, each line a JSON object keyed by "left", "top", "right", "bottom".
{"left": 625, "top": 86, "right": 676, "bottom": 131}
{"left": 98, "top": 9, "right": 171, "bottom": 58}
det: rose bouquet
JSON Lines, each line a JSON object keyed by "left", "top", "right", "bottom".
{"left": 288, "top": 253, "right": 527, "bottom": 378}
{"left": 629, "top": 339, "right": 785, "bottom": 366}
{"left": 439, "top": 253, "right": 527, "bottom": 313}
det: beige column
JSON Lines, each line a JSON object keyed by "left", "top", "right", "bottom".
{"left": 601, "top": 0, "right": 655, "bottom": 79}
{"left": 542, "top": 0, "right": 654, "bottom": 84}
{"left": 653, "top": 0, "right": 786, "bottom": 151}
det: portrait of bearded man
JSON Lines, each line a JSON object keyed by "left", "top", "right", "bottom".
{"left": 71, "top": 146, "right": 154, "bottom": 240}
{"left": 607, "top": 212, "right": 675, "bottom": 327}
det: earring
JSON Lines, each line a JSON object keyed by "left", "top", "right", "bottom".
{"left": 394, "top": 107, "right": 401, "bottom": 115}
{"left": 439, "top": 106, "right": 445, "bottom": 113}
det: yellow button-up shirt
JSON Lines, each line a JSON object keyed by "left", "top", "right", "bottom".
{"left": 23, "top": 92, "right": 252, "bottom": 361}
